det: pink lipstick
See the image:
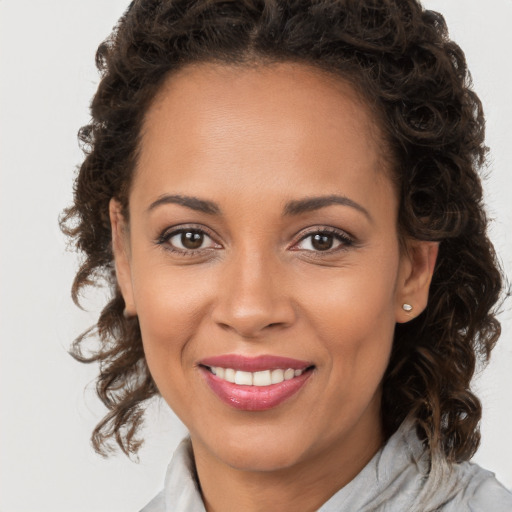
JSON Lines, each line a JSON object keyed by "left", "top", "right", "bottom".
{"left": 199, "top": 354, "right": 314, "bottom": 411}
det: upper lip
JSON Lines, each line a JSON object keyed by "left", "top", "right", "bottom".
{"left": 199, "top": 354, "right": 313, "bottom": 372}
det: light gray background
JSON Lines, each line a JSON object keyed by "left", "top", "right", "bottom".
{"left": 1, "top": 1, "right": 511, "bottom": 511}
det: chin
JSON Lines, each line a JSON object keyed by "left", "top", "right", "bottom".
{"left": 193, "top": 424, "right": 313, "bottom": 472}
{"left": 221, "top": 444, "right": 306, "bottom": 473}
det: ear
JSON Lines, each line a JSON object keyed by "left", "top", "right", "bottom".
{"left": 109, "top": 198, "right": 136, "bottom": 317}
{"left": 395, "top": 240, "right": 439, "bottom": 323}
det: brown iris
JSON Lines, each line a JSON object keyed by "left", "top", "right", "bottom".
{"left": 181, "top": 231, "right": 204, "bottom": 249}
{"left": 311, "top": 233, "right": 334, "bottom": 251}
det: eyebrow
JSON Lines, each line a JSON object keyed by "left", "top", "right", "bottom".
{"left": 283, "top": 195, "right": 372, "bottom": 221}
{"left": 147, "top": 193, "right": 371, "bottom": 221}
{"left": 147, "top": 194, "right": 221, "bottom": 215}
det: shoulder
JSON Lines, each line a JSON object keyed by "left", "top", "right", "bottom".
{"left": 394, "top": 421, "right": 512, "bottom": 512}
{"left": 438, "top": 461, "right": 512, "bottom": 512}
{"left": 139, "top": 438, "right": 206, "bottom": 512}
{"left": 139, "top": 490, "right": 165, "bottom": 512}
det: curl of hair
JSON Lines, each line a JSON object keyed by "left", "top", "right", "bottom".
{"left": 61, "top": 0, "right": 503, "bottom": 461}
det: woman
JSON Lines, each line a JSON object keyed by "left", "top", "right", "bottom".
{"left": 62, "top": 0, "right": 512, "bottom": 510}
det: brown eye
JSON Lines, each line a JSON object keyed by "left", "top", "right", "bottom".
{"left": 311, "top": 233, "right": 334, "bottom": 251}
{"left": 181, "top": 231, "right": 204, "bottom": 249}
{"left": 295, "top": 230, "right": 353, "bottom": 253}
{"left": 165, "top": 229, "right": 218, "bottom": 252}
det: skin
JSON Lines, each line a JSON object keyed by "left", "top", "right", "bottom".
{"left": 110, "top": 62, "right": 438, "bottom": 512}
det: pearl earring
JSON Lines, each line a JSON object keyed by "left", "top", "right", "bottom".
{"left": 402, "top": 303, "right": 413, "bottom": 312}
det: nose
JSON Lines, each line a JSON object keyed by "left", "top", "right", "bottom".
{"left": 211, "top": 250, "right": 296, "bottom": 338}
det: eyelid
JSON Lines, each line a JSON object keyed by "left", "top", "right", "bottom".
{"left": 290, "top": 226, "right": 355, "bottom": 252}
{"left": 156, "top": 224, "right": 222, "bottom": 253}
{"left": 155, "top": 224, "right": 355, "bottom": 256}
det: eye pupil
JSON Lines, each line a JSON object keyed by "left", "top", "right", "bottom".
{"left": 181, "top": 231, "right": 204, "bottom": 249}
{"left": 312, "top": 233, "right": 334, "bottom": 251}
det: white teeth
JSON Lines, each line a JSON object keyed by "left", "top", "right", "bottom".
{"left": 253, "top": 370, "right": 272, "bottom": 386}
{"left": 271, "top": 369, "right": 284, "bottom": 384}
{"left": 224, "top": 368, "right": 236, "bottom": 383}
{"left": 209, "top": 366, "right": 305, "bottom": 386}
{"left": 234, "top": 370, "right": 253, "bottom": 386}
{"left": 284, "top": 368, "right": 295, "bottom": 380}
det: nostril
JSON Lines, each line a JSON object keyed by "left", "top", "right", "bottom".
{"left": 211, "top": 293, "right": 297, "bottom": 337}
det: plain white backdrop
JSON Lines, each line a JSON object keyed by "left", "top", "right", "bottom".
{"left": 0, "top": 1, "right": 511, "bottom": 511}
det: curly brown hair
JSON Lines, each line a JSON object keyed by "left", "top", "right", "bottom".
{"left": 62, "top": 0, "right": 504, "bottom": 462}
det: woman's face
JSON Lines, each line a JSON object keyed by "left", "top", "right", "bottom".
{"left": 112, "top": 62, "right": 435, "bottom": 476}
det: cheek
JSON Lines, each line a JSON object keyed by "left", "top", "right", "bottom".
{"left": 132, "top": 269, "right": 212, "bottom": 416}
{"left": 131, "top": 262, "right": 215, "bottom": 367}
{"left": 299, "top": 251, "right": 399, "bottom": 376}
{"left": 301, "top": 270, "right": 398, "bottom": 432}
{"left": 304, "top": 257, "right": 398, "bottom": 332}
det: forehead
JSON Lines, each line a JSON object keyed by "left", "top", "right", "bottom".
{"left": 142, "top": 62, "right": 382, "bottom": 148}
{"left": 133, "top": 61, "right": 393, "bottom": 205}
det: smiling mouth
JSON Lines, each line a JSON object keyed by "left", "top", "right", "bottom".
{"left": 198, "top": 354, "right": 315, "bottom": 410}
{"left": 199, "top": 361, "right": 315, "bottom": 411}
{"left": 203, "top": 366, "right": 312, "bottom": 386}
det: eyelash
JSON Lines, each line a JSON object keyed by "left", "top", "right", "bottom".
{"left": 156, "top": 225, "right": 220, "bottom": 256}
{"left": 293, "top": 227, "right": 354, "bottom": 254}
{"left": 155, "top": 226, "right": 354, "bottom": 256}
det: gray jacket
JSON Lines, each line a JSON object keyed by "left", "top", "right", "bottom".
{"left": 141, "top": 420, "right": 512, "bottom": 511}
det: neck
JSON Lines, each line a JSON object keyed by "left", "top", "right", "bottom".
{"left": 191, "top": 412, "right": 384, "bottom": 512}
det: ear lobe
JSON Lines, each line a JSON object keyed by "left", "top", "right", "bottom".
{"left": 396, "top": 240, "right": 439, "bottom": 323}
{"left": 109, "top": 198, "right": 136, "bottom": 317}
